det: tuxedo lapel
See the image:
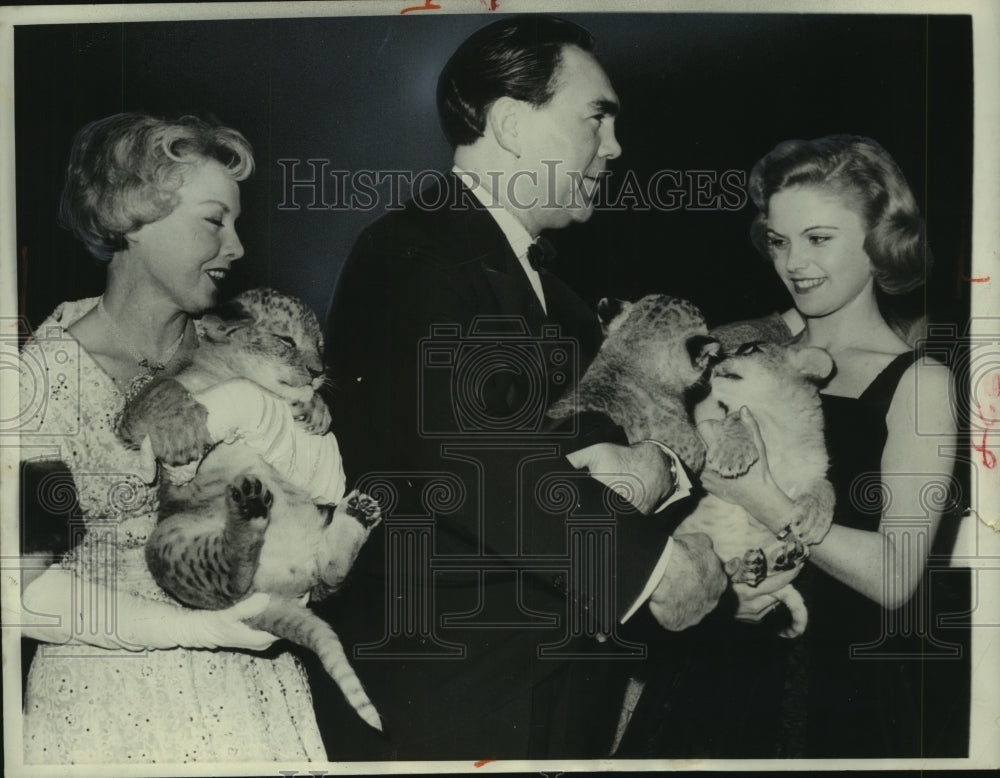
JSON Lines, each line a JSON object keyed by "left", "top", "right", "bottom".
{"left": 443, "top": 174, "right": 548, "bottom": 333}
{"left": 481, "top": 263, "right": 548, "bottom": 333}
{"left": 540, "top": 271, "right": 603, "bottom": 366}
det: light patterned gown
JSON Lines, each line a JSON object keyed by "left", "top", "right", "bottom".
{"left": 18, "top": 298, "right": 327, "bottom": 764}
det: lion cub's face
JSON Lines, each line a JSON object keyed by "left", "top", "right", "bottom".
{"left": 597, "top": 294, "right": 720, "bottom": 394}
{"left": 695, "top": 341, "right": 834, "bottom": 424}
{"left": 198, "top": 288, "right": 326, "bottom": 403}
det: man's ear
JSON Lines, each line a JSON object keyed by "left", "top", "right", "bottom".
{"left": 486, "top": 96, "right": 524, "bottom": 158}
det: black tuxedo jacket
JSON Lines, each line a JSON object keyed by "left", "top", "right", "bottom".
{"left": 311, "top": 174, "right": 679, "bottom": 759}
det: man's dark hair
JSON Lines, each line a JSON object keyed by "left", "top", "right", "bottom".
{"left": 437, "top": 15, "right": 595, "bottom": 148}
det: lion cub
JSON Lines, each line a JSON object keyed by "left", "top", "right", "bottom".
{"left": 552, "top": 295, "right": 833, "bottom": 636}
{"left": 119, "top": 288, "right": 383, "bottom": 729}
{"left": 690, "top": 340, "right": 835, "bottom": 636}
{"left": 548, "top": 294, "right": 733, "bottom": 473}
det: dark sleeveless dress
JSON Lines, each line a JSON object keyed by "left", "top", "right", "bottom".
{"left": 616, "top": 350, "right": 970, "bottom": 759}
{"left": 781, "top": 350, "right": 971, "bottom": 758}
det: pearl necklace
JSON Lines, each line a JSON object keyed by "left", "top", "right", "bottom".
{"left": 97, "top": 296, "right": 185, "bottom": 373}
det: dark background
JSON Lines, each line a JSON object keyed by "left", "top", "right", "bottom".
{"left": 14, "top": 12, "right": 972, "bottom": 333}
{"left": 9, "top": 9, "right": 978, "bottom": 759}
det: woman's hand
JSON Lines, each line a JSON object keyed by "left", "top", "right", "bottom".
{"left": 731, "top": 566, "right": 798, "bottom": 623}
{"left": 699, "top": 407, "right": 795, "bottom": 536}
{"left": 175, "top": 592, "right": 278, "bottom": 651}
{"left": 20, "top": 567, "right": 280, "bottom": 652}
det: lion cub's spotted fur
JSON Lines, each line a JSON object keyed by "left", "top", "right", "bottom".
{"left": 119, "top": 288, "right": 382, "bottom": 729}
{"left": 549, "top": 295, "right": 726, "bottom": 473}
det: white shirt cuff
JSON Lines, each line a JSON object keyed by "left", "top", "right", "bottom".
{"left": 644, "top": 441, "right": 693, "bottom": 512}
{"left": 618, "top": 443, "right": 691, "bottom": 624}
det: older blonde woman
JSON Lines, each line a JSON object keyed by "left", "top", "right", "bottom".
{"left": 18, "top": 114, "right": 327, "bottom": 763}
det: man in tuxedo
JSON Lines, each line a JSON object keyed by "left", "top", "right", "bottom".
{"left": 313, "top": 15, "right": 726, "bottom": 760}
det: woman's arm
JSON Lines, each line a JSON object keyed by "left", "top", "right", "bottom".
{"left": 806, "top": 360, "right": 955, "bottom": 607}
{"left": 17, "top": 565, "right": 277, "bottom": 652}
{"left": 125, "top": 378, "right": 347, "bottom": 505}
{"left": 14, "top": 337, "right": 278, "bottom": 653}
{"left": 191, "top": 379, "right": 346, "bottom": 504}
{"left": 704, "top": 360, "right": 956, "bottom": 609}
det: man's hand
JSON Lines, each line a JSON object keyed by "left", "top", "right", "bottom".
{"left": 731, "top": 566, "right": 798, "bottom": 623}
{"left": 647, "top": 532, "right": 727, "bottom": 631}
{"left": 565, "top": 440, "right": 674, "bottom": 515}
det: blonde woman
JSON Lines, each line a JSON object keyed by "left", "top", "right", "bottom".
{"left": 18, "top": 114, "right": 327, "bottom": 763}
{"left": 706, "top": 135, "right": 964, "bottom": 757}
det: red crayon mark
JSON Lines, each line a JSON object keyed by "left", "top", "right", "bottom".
{"left": 401, "top": 0, "right": 441, "bottom": 13}
{"left": 961, "top": 275, "right": 991, "bottom": 283}
{"left": 972, "top": 375, "right": 998, "bottom": 468}
{"left": 987, "top": 373, "right": 1000, "bottom": 398}
{"left": 474, "top": 759, "right": 495, "bottom": 767}
{"left": 480, "top": 0, "right": 500, "bottom": 9}
{"left": 973, "top": 428, "right": 996, "bottom": 469}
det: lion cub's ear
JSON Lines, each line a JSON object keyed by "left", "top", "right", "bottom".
{"left": 790, "top": 346, "right": 835, "bottom": 381}
{"left": 686, "top": 335, "right": 721, "bottom": 370}
{"left": 597, "top": 297, "right": 631, "bottom": 337}
{"left": 199, "top": 300, "right": 254, "bottom": 342}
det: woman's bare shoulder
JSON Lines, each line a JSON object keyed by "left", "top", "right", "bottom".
{"left": 887, "top": 354, "right": 955, "bottom": 436}
{"left": 824, "top": 345, "right": 910, "bottom": 397}
{"left": 898, "top": 353, "right": 952, "bottom": 396}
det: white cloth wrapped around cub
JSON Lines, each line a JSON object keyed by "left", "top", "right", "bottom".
{"left": 141, "top": 378, "right": 346, "bottom": 506}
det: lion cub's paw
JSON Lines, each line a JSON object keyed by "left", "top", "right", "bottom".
{"left": 772, "top": 537, "right": 808, "bottom": 571}
{"left": 119, "top": 378, "right": 213, "bottom": 466}
{"left": 227, "top": 475, "right": 273, "bottom": 531}
{"left": 729, "top": 548, "right": 767, "bottom": 586}
{"left": 701, "top": 413, "right": 759, "bottom": 477}
{"left": 290, "top": 393, "right": 332, "bottom": 435}
{"left": 342, "top": 489, "right": 383, "bottom": 530}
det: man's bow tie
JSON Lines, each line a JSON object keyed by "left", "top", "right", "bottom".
{"left": 526, "top": 237, "right": 557, "bottom": 271}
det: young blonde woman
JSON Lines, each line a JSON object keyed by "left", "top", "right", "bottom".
{"left": 704, "top": 135, "right": 965, "bottom": 757}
